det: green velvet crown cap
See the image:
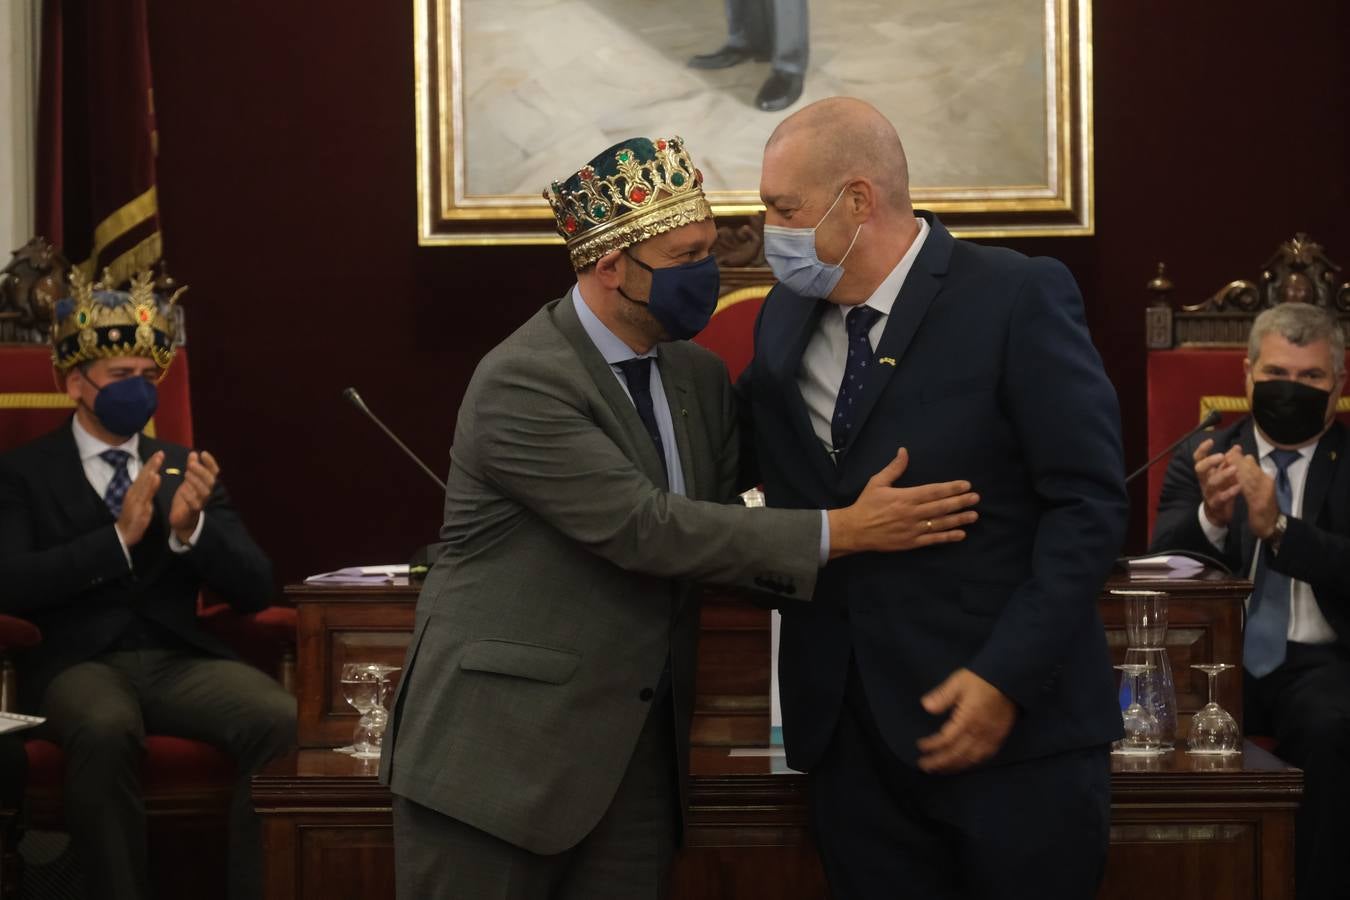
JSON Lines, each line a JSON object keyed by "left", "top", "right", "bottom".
{"left": 544, "top": 136, "right": 713, "bottom": 270}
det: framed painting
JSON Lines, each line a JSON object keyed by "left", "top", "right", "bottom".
{"left": 415, "top": 0, "right": 1092, "bottom": 246}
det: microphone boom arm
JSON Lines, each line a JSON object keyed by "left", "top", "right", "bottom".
{"left": 342, "top": 387, "right": 448, "bottom": 492}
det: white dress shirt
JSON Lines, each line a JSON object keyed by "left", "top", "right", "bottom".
{"left": 1198, "top": 430, "right": 1336, "bottom": 644}
{"left": 798, "top": 217, "right": 930, "bottom": 452}
{"left": 72, "top": 415, "right": 204, "bottom": 567}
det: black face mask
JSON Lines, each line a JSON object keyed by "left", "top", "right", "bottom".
{"left": 1251, "top": 379, "right": 1332, "bottom": 446}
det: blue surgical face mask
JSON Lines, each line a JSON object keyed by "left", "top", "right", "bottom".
{"left": 619, "top": 251, "right": 722, "bottom": 341}
{"left": 88, "top": 374, "right": 158, "bottom": 438}
{"left": 762, "top": 186, "right": 863, "bottom": 298}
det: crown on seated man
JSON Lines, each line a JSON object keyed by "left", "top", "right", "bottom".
{"left": 51, "top": 267, "right": 187, "bottom": 371}
{"left": 544, "top": 136, "right": 713, "bottom": 270}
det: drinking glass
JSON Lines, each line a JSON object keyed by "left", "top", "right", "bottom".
{"left": 1113, "top": 663, "right": 1164, "bottom": 756}
{"left": 1187, "top": 663, "right": 1240, "bottom": 755}
{"left": 340, "top": 662, "right": 401, "bottom": 759}
{"left": 1113, "top": 589, "right": 1168, "bottom": 648}
{"left": 1112, "top": 589, "right": 1177, "bottom": 747}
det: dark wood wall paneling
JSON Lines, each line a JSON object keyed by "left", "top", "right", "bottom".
{"left": 145, "top": 2, "right": 1350, "bottom": 586}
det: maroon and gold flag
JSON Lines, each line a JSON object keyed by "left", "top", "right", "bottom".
{"left": 36, "top": 0, "right": 161, "bottom": 285}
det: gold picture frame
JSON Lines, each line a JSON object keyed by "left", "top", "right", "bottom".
{"left": 415, "top": 0, "right": 1093, "bottom": 246}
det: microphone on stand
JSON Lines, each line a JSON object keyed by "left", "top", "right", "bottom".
{"left": 1125, "top": 409, "right": 1224, "bottom": 485}
{"left": 342, "top": 387, "right": 447, "bottom": 491}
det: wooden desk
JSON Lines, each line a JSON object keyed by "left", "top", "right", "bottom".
{"left": 254, "top": 741, "right": 1300, "bottom": 900}
{"left": 288, "top": 570, "right": 1252, "bottom": 750}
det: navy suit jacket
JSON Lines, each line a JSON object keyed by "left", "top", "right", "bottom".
{"left": 739, "top": 211, "right": 1129, "bottom": 771}
{"left": 0, "top": 421, "right": 275, "bottom": 711}
{"left": 1150, "top": 418, "right": 1350, "bottom": 653}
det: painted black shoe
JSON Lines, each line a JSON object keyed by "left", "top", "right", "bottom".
{"left": 687, "top": 45, "right": 768, "bottom": 69}
{"left": 755, "top": 71, "right": 804, "bottom": 111}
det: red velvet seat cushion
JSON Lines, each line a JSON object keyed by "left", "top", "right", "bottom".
{"left": 25, "top": 736, "right": 236, "bottom": 793}
{"left": 0, "top": 614, "right": 42, "bottom": 652}
{"left": 197, "top": 604, "right": 297, "bottom": 675}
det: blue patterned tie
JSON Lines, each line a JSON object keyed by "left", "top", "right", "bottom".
{"left": 831, "top": 305, "right": 883, "bottom": 452}
{"left": 613, "top": 357, "right": 669, "bottom": 487}
{"left": 100, "top": 449, "right": 133, "bottom": 519}
{"left": 1244, "top": 448, "right": 1302, "bottom": 678}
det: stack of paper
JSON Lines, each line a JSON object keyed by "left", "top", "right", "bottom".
{"left": 1126, "top": 554, "right": 1206, "bottom": 578}
{"left": 304, "top": 564, "right": 410, "bottom": 586}
{"left": 0, "top": 710, "right": 45, "bottom": 735}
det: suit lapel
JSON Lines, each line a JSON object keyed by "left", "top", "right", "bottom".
{"left": 140, "top": 435, "right": 176, "bottom": 525}
{"left": 49, "top": 421, "right": 115, "bottom": 526}
{"left": 764, "top": 294, "right": 836, "bottom": 485}
{"left": 656, "top": 357, "right": 698, "bottom": 498}
{"left": 837, "top": 212, "right": 953, "bottom": 458}
{"left": 1302, "top": 422, "right": 1343, "bottom": 526}
{"left": 552, "top": 293, "right": 669, "bottom": 487}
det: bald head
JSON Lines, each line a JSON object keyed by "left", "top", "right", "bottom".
{"left": 765, "top": 97, "right": 911, "bottom": 213}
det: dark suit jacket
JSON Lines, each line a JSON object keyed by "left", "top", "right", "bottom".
{"left": 0, "top": 420, "right": 275, "bottom": 711}
{"left": 739, "top": 211, "right": 1129, "bottom": 772}
{"left": 1150, "top": 418, "right": 1350, "bottom": 651}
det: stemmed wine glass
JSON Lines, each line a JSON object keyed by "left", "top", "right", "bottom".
{"left": 1113, "top": 663, "right": 1164, "bottom": 756}
{"left": 340, "top": 662, "right": 401, "bottom": 759}
{"left": 1187, "top": 663, "right": 1240, "bottom": 755}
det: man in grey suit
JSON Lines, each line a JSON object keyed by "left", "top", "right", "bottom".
{"left": 380, "top": 135, "right": 979, "bottom": 899}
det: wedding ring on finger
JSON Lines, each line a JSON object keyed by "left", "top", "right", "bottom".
{"left": 923, "top": 520, "right": 933, "bottom": 531}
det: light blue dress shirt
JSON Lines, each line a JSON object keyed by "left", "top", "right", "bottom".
{"left": 572, "top": 287, "right": 686, "bottom": 497}
{"left": 571, "top": 286, "right": 830, "bottom": 563}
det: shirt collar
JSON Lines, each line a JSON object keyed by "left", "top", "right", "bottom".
{"left": 1252, "top": 426, "right": 1317, "bottom": 463}
{"left": 71, "top": 415, "right": 138, "bottom": 462}
{"left": 571, "top": 284, "right": 658, "bottom": 364}
{"left": 838, "top": 216, "right": 930, "bottom": 323}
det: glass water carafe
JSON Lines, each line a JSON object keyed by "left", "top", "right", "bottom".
{"left": 1112, "top": 590, "right": 1178, "bottom": 748}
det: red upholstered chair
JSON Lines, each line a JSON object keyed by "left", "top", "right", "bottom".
{"left": 694, "top": 285, "right": 770, "bottom": 379}
{"left": 0, "top": 343, "right": 295, "bottom": 899}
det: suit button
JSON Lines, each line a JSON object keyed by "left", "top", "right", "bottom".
{"left": 639, "top": 688, "right": 654, "bottom": 701}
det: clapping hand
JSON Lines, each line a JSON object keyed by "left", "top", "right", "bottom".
{"left": 169, "top": 451, "right": 219, "bottom": 544}
{"left": 1193, "top": 439, "right": 1245, "bottom": 528}
{"left": 116, "top": 451, "right": 163, "bottom": 547}
{"left": 1235, "top": 454, "right": 1280, "bottom": 540}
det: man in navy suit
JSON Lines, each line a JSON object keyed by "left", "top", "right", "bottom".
{"left": 738, "top": 97, "right": 1128, "bottom": 899}
{"left": 1150, "top": 302, "right": 1349, "bottom": 900}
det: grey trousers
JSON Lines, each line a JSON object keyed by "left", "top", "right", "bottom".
{"left": 723, "top": 0, "right": 809, "bottom": 74}
{"left": 393, "top": 694, "right": 679, "bottom": 900}
{"left": 38, "top": 649, "right": 296, "bottom": 900}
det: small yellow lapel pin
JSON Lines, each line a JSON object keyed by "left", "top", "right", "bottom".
{"left": 878, "top": 356, "right": 897, "bottom": 367}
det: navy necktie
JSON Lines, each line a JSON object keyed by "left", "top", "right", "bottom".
{"left": 1244, "top": 448, "right": 1302, "bottom": 678}
{"left": 613, "top": 357, "right": 669, "bottom": 487}
{"left": 100, "top": 449, "right": 133, "bottom": 519}
{"left": 831, "top": 305, "right": 883, "bottom": 452}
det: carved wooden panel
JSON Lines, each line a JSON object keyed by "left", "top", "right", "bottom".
{"left": 255, "top": 743, "right": 1299, "bottom": 900}
{"left": 692, "top": 592, "right": 771, "bottom": 747}
{"left": 1145, "top": 233, "right": 1350, "bottom": 348}
{"left": 289, "top": 584, "right": 418, "bottom": 748}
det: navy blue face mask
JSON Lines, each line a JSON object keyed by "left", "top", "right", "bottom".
{"left": 618, "top": 251, "right": 721, "bottom": 341}
{"left": 87, "top": 375, "right": 158, "bottom": 438}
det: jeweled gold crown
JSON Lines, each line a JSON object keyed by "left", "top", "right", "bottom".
{"left": 51, "top": 267, "right": 186, "bottom": 371}
{"left": 544, "top": 136, "right": 713, "bottom": 270}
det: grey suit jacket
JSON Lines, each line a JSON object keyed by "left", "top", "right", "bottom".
{"left": 380, "top": 294, "right": 820, "bottom": 854}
